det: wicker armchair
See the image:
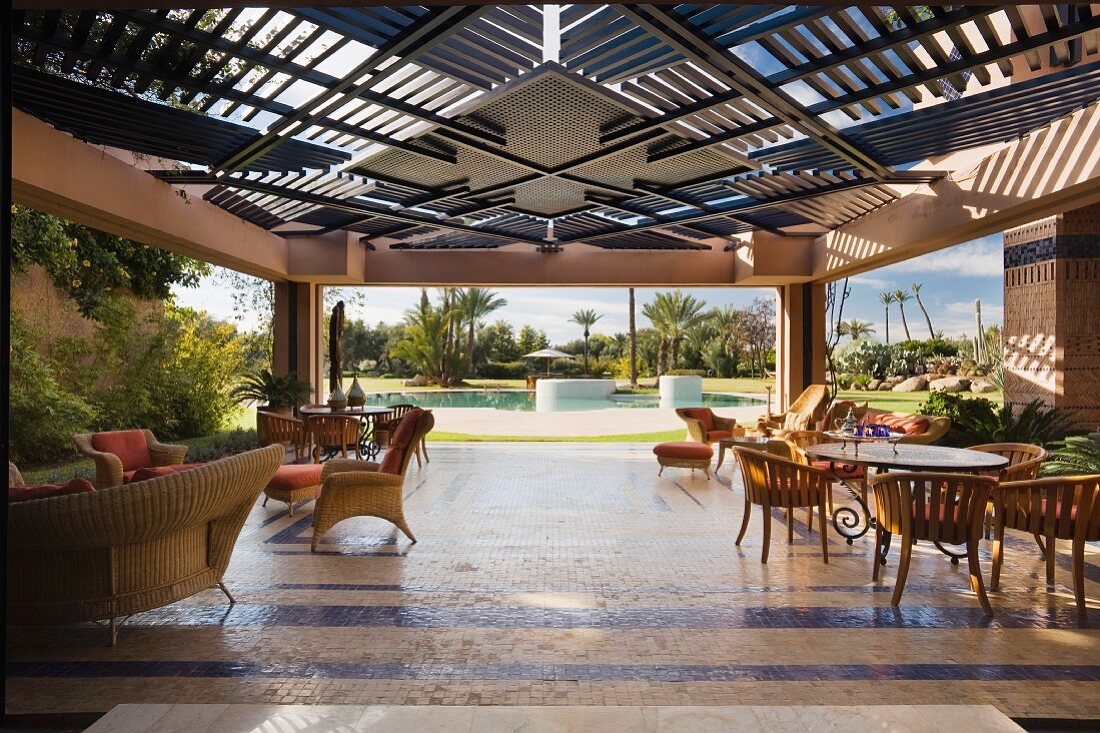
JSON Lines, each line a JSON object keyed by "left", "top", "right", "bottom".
{"left": 758, "top": 384, "right": 829, "bottom": 435}
{"left": 73, "top": 429, "right": 189, "bottom": 488}
{"left": 312, "top": 409, "right": 434, "bottom": 550}
{"left": 675, "top": 408, "right": 738, "bottom": 444}
{"left": 7, "top": 444, "right": 283, "bottom": 644}
{"left": 258, "top": 410, "right": 306, "bottom": 462}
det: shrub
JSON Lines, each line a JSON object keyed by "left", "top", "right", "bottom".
{"left": 886, "top": 346, "right": 921, "bottom": 377}
{"left": 478, "top": 361, "right": 528, "bottom": 379}
{"left": 836, "top": 340, "right": 890, "bottom": 378}
{"left": 9, "top": 318, "right": 96, "bottom": 464}
{"left": 920, "top": 393, "right": 1072, "bottom": 447}
{"left": 186, "top": 428, "right": 260, "bottom": 462}
{"left": 895, "top": 338, "right": 959, "bottom": 359}
{"left": 852, "top": 374, "right": 873, "bottom": 390}
{"left": 1041, "top": 436, "right": 1100, "bottom": 476}
{"left": 666, "top": 369, "right": 706, "bottom": 377}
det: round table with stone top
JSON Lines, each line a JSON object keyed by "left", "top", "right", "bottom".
{"left": 804, "top": 443, "right": 1009, "bottom": 556}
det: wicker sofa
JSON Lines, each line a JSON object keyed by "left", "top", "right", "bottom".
{"left": 861, "top": 408, "right": 951, "bottom": 445}
{"left": 7, "top": 444, "right": 282, "bottom": 644}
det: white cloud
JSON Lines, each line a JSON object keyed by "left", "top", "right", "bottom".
{"left": 849, "top": 274, "right": 893, "bottom": 289}
{"left": 883, "top": 236, "right": 1003, "bottom": 278}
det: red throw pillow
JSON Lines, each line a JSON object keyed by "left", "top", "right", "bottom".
{"left": 681, "top": 408, "right": 714, "bottom": 431}
{"left": 9, "top": 478, "right": 95, "bottom": 503}
{"left": 126, "top": 463, "right": 204, "bottom": 483}
{"left": 90, "top": 430, "right": 151, "bottom": 471}
{"left": 388, "top": 410, "right": 423, "bottom": 452}
{"left": 378, "top": 447, "right": 406, "bottom": 475}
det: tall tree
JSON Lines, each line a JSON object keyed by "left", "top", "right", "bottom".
{"left": 642, "top": 290, "right": 708, "bottom": 373}
{"left": 879, "top": 291, "right": 895, "bottom": 344}
{"left": 838, "top": 318, "right": 875, "bottom": 341}
{"left": 517, "top": 325, "right": 549, "bottom": 355}
{"left": 892, "top": 289, "right": 913, "bottom": 341}
{"left": 742, "top": 297, "right": 775, "bottom": 378}
{"left": 711, "top": 305, "right": 746, "bottom": 373}
{"left": 911, "top": 282, "right": 935, "bottom": 338}
{"left": 570, "top": 308, "right": 603, "bottom": 374}
{"left": 628, "top": 287, "right": 638, "bottom": 388}
{"left": 459, "top": 288, "right": 507, "bottom": 373}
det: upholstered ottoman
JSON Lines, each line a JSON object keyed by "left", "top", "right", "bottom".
{"left": 653, "top": 442, "right": 714, "bottom": 478}
{"left": 262, "top": 464, "right": 324, "bottom": 516}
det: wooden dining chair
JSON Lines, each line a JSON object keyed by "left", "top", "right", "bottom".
{"left": 991, "top": 475, "right": 1100, "bottom": 615}
{"left": 731, "top": 446, "right": 832, "bottom": 564}
{"left": 967, "top": 443, "right": 1049, "bottom": 539}
{"left": 258, "top": 411, "right": 305, "bottom": 462}
{"left": 304, "top": 414, "right": 361, "bottom": 463}
{"left": 870, "top": 472, "right": 997, "bottom": 616}
{"left": 784, "top": 429, "right": 868, "bottom": 513}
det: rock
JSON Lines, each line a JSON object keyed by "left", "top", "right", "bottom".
{"left": 892, "top": 376, "right": 928, "bottom": 392}
{"left": 930, "top": 376, "right": 971, "bottom": 393}
{"left": 884, "top": 376, "right": 904, "bottom": 387}
{"left": 404, "top": 374, "right": 429, "bottom": 387}
{"left": 970, "top": 379, "right": 997, "bottom": 393}
{"left": 868, "top": 379, "right": 882, "bottom": 391}
{"left": 878, "top": 382, "right": 893, "bottom": 391}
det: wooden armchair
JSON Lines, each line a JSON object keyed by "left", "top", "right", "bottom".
{"left": 968, "top": 443, "right": 1048, "bottom": 482}
{"left": 731, "top": 446, "right": 832, "bottom": 564}
{"left": 870, "top": 472, "right": 997, "bottom": 616}
{"left": 675, "top": 408, "right": 738, "bottom": 444}
{"left": 73, "top": 429, "right": 188, "bottom": 488}
{"left": 258, "top": 410, "right": 305, "bottom": 462}
{"left": 758, "top": 384, "right": 829, "bottom": 435}
{"left": 304, "top": 414, "right": 362, "bottom": 463}
{"left": 311, "top": 409, "right": 435, "bottom": 550}
{"left": 991, "top": 475, "right": 1100, "bottom": 615}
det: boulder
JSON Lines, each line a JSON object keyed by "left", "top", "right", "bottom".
{"left": 878, "top": 382, "right": 893, "bottom": 391}
{"left": 970, "top": 379, "right": 998, "bottom": 393}
{"left": 404, "top": 374, "right": 429, "bottom": 387}
{"left": 884, "top": 376, "right": 904, "bottom": 387}
{"left": 868, "top": 379, "right": 883, "bottom": 391}
{"left": 892, "top": 376, "right": 928, "bottom": 392}
{"left": 930, "top": 376, "right": 971, "bottom": 393}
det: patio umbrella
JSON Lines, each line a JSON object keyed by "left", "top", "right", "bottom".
{"left": 523, "top": 348, "right": 575, "bottom": 377}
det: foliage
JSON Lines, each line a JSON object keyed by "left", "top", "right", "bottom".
{"left": 8, "top": 315, "right": 96, "bottom": 463}
{"left": 516, "top": 325, "right": 550, "bottom": 355}
{"left": 478, "top": 361, "right": 529, "bottom": 379}
{"left": 852, "top": 374, "right": 873, "bottom": 390}
{"left": 391, "top": 289, "right": 470, "bottom": 386}
{"left": 460, "top": 288, "right": 507, "bottom": 374}
{"left": 835, "top": 339, "right": 891, "bottom": 379}
{"left": 919, "top": 393, "right": 1072, "bottom": 447}
{"left": 1041, "top": 436, "right": 1100, "bottom": 477}
{"left": 11, "top": 205, "right": 209, "bottom": 319}
{"left": 741, "top": 297, "right": 775, "bottom": 377}
{"left": 214, "top": 267, "right": 274, "bottom": 369}
{"left": 838, "top": 318, "right": 875, "bottom": 341}
{"left": 569, "top": 308, "right": 603, "bottom": 374}
{"left": 642, "top": 290, "right": 709, "bottom": 375}
{"left": 184, "top": 429, "right": 261, "bottom": 463}
{"left": 230, "top": 369, "right": 312, "bottom": 410}
{"left": 482, "top": 320, "right": 520, "bottom": 362}
{"left": 665, "top": 369, "right": 706, "bottom": 377}
{"left": 893, "top": 338, "right": 959, "bottom": 359}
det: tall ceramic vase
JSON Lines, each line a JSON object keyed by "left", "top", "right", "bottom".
{"left": 347, "top": 375, "right": 366, "bottom": 407}
{"left": 328, "top": 387, "right": 348, "bottom": 411}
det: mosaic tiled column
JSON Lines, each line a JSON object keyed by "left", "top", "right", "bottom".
{"left": 1003, "top": 204, "right": 1100, "bottom": 427}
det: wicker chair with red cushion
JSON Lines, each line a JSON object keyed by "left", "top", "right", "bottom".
{"left": 73, "top": 430, "right": 189, "bottom": 488}
{"left": 311, "top": 409, "right": 435, "bottom": 550}
{"left": 675, "top": 408, "right": 738, "bottom": 444}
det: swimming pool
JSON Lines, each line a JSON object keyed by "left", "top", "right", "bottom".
{"left": 361, "top": 390, "right": 765, "bottom": 412}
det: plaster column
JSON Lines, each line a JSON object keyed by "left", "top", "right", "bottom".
{"left": 1003, "top": 204, "right": 1100, "bottom": 427}
{"left": 273, "top": 281, "right": 324, "bottom": 404}
{"left": 775, "top": 283, "right": 827, "bottom": 412}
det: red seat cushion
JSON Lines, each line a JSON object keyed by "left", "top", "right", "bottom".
{"left": 707, "top": 430, "right": 733, "bottom": 441}
{"left": 654, "top": 442, "right": 714, "bottom": 460}
{"left": 9, "top": 478, "right": 96, "bottom": 503}
{"left": 811, "top": 460, "right": 865, "bottom": 479}
{"left": 267, "top": 464, "right": 324, "bottom": 491}
{"left": 91, "top": 430, "right": 151, "bottom": 471}
{"left": 865, "top": 412, "right": 929, "bottom": 436}
{"left": 680, "top": 408, "right": 715, "bottom": 431}
{"left": 379, "top": 409, "right": 424, "bottom": 474}
{"left": 126, "top": 463, "right": 205, "bottom": 484}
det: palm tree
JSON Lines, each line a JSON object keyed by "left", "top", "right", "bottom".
{"left": 570, "top": 308, "right": 602, "bottom": 374}
{"left": 628, "top": 287, "right": 638, "bottom": 388}
{"left": 459, "top": 288, "right": 507, "bottom": 373}
{"left": 879, "top": 291, "right": 894, "bottom": 344}
{"left": 643, "top": 290, "right": 709, "bottom": 373}
{"left": 838, "top": 318, "right": 875, "bottom": 341}
{"left": 911, "top": 283, "right": 934, "bottom": 338}
{"left": 892, "top": 289, "right": 912, "bottom": 341}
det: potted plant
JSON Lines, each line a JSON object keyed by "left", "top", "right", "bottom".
{"left": 231, "top": 369, "right": 313, "bottom": 443}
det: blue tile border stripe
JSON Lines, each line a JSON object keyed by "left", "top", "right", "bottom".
{"left": 74, "top": 603, "right": 1098, "bottom": 630}
{"left": 8, "top": 660, "right": 1100, "bottom": 683}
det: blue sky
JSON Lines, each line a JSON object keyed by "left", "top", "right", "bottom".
{"left": 173, "top": 235, "right": 1003, "bottom": 346}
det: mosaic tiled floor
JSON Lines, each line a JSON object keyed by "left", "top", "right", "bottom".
{"left": 85, "top": 703, "right": 1026, "bottom": 732}
{"left": 7, "top": 443, "right": 1100, "bottom": 720}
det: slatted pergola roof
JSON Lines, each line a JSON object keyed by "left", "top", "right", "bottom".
{"left": 12, "top": 5, "right": 1100, "bottom": 252}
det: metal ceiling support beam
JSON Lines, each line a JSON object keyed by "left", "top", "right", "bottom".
{"left": 559, "top": 176, "right": 886, "bottom": 243}
{"left": 617, "top": 5, "right": 892, "bottom": 179}
{"left": 211, "top": 5, "right": 487, "bottom": 175}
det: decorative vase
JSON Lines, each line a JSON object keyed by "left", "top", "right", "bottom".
{"left": 347, "top": 375, "right": 366, "bottom": 407}
{"left": 327, "top": 387, "right": 348, "bottom": 411}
